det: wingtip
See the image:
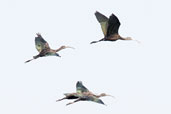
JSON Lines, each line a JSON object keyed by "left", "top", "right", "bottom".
{"left": 36, "top": 33, "right": 41, "bottom": 37}
{"left": 109, "top": 13, "right": 118, "bottom": 19}
{"left": 103, "top": 104, "right": 107, "bottom": 106}
{"left": 95, "top": 11, "right": 101, "bottom": 15}
{"left": 110, "top": 13, "right": 115, "bottom": 17}
{"left": 77, "top": 81, "right": 82, "bottom": 84}
{"left": 95, "top": 11, "right": 99, "bottom": 14}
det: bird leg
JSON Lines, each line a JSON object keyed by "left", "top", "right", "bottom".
{"left": 90, "top": 38, "right": 105, "bottom": 44}
{"left": 66, "top": 98, "right": 81, "bottom": 106}
{"left": 56, "top": 97, "right": 67, "bottom": 102}
{"left": 25, "top": 58, "right": 35, "bottom": 63}
{"left": 90, "top": 41, "right": 99, "bottom": 44}
{"left": 24, "top": 54, "right": 40, "bottom": 63}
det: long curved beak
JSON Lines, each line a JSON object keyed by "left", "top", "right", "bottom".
{"left": 106, "top": 94, "right": 115, "bottom": 99}
{"left": 65, "top": 46, "right": 75, "bottom": 49}
{"left": 133, "top": 39, "right": 141, "bottom": 44}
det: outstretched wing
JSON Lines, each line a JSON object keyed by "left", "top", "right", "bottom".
{"left": 85, "top": 95, "right": 105, "bottom": 105}
{"left": 76, "top": 81, "right": 89, "bottom": 93}
{"left": 95, "top": 11, "right": 109, "bottom": 36}
{"left": 106, "top": 14, "right": 121, "bottom": 37}
{"left": 35, "top": 33, "right": 50, "bottom": 52}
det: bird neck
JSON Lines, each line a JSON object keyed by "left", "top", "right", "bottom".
{"left": 95, "top": 94, "right": 104, "bottom": 98}
{"left": 55, "top": 47, "right": 64, "bottom": 52}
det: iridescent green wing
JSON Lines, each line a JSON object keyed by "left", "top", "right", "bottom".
{"left": 76, "top": 81, "right": 89, "bottom": 93}
{"left": 35, "top": 33, "right": 50, "bottom": 52}
{"left": 85, "top": 95, "right": 105, "bottom": 105}
{"left": 95, "top": 11, "right": 109, "bottom": 36}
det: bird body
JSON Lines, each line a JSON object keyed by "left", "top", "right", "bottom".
{"left": 25, "top": 33, "right": 74, "bottom": 63}
{"left": 91, "top": 11, "right": 139, "bottom": 44}
{"left": 56, "top": 81, "right": 114, "bottom": 106}
{"left": 105, "top": 34, "right": 121, "bottom": 41}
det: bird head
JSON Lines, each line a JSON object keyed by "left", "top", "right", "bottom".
{"left": 60, "top": 46, "right": 75, "bottom": 49}
{"left": 125, "top": 37, "right": 132, "bottom": 40}
{"left": 99, "top": 93, "right": 115, "bottom": 98}
{"left": 125, "top": 37, "right": 141, "bottom": 43}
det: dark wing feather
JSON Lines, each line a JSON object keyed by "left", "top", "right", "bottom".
{"left": 95, "top": 11, "right": 108, "bottom": 22}
{"left": 95, "top": 11, "right": 109, "bottom": 36}
{"left": 76, "top": 81, "right": 89, "bottom": 93}
{"left": 106, "top": 14, "right": 121, "bottom": 37}
{"left": 35, "top": 33, "right": 50, "bottom": 52}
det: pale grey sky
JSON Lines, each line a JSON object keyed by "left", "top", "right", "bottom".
{"left": 0, "top": 0, "right": 171, "bottom": 114}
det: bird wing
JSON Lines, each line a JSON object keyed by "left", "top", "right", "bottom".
{"left": 106, "top": 14, "right": 121, "bottom": 37}
{"left": 76, "top": 81, "right": 89, "bottom": 93}
{"left": 85, "top": 95, "right": 105, "bottom": 105}
{"left": 35, "top": 33, "right": 50, "bottom": 52}
{"left": 95, "top": 11, "right": 109, "bottom": 36}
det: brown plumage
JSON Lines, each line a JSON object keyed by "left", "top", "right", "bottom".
{"left": 56, "top": 81, "right": 114, "bottom": 106}
{"left": 25, "top": 33, "right": 74, "bottom": 63}
{"left": 91, "top": 11, "right": 140, "bottom": 44}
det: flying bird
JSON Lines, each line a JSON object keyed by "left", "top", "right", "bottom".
{"left": 56, "top": 81, "right": 114, "bottom": 106}
{"left": 25, "top": 33, "right": 74, "bottom": 63}
{"left": 90, "top": 11, "right": 140, "bottom": 44}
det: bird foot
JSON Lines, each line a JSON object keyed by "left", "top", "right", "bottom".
{"left": 90, "top": 41, "right": 97, "bottom": 44}
{"left": 66, "top": 102, "right": 72, "bottom": 106}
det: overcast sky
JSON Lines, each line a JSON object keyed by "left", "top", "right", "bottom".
{"left": 0, "top": 0, "right": 171, "bottom": 114}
